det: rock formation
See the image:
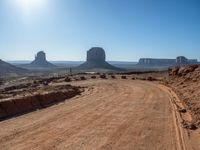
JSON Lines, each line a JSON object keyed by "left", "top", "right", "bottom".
{"left": 87, "top": 47, "right": 106, "bottom": 62}
{"left": 30, "top": 51, "right": 56, "bottom": 68}
{"left": 138, "top": 57, "right": 198, "bottom": 67}
{"left": 138, "top": 58, "right": 176, "bottom": 66}
{"left": 176, "top": 56, "right": 188, "bottom": 66}
{"left": 77, "top": 47, "right": 123, "bottom": 71}
{"left": 0, "top": 59, "right": 27, "bottom": 75}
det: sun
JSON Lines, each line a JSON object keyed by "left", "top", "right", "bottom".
{"left": 13, "top": 0, "right": 47, "bottom": 16}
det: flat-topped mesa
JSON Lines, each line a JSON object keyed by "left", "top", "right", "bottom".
{"left": 77, "top": 47, "right": 123, "bottom": 71}
{"left": 30, "top": 51, "right": 56, "bottom": 68}
{"left": 138, "top": 57, "right": 198, "bottom": 66}
{"left": 138, "top": 58, "right": 176, "bottom": 66}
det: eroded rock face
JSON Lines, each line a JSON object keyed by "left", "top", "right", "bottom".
{"left": 0, "top": 84, "right": 82, "bottom": 120}
{"left": 87, "top": 47, "right": 106, "bottom": 62}
{"left": 30, "top": 51, "right": 55, "bottom": 68}
{"left": 77, "top": 47, "right": 123, "bottom": 71}
{"left": 167, "top": 64, "right": 200, "bottom": 127}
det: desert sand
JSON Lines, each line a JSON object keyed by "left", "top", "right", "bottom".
{"left": 0, "top": 78, "right": 197, "bottom": 150}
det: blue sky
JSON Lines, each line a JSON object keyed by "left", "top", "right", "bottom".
{"left": 0, "top": 0, "right": 200, "bottom": 61}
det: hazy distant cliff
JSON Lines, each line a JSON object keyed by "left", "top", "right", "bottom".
{"left": 138, "top": 58, "right": 175, "bottom": 66}
{"left": 138, "top": 56, "right": 198, "bottom": 66}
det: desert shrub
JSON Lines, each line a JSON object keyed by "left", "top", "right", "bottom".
{"left": 139, "top": 77, "right": 146, "bottom": 80}
{"left": 146, "top": 76, "right": 156, "bottom": 81}
{"left": 121, "top": 76, "right": 127, "bottom": 79}
{"left": 100, "top": 74, "right": 107, "bottom": 79}
{"left": 132, "top": 77, "right": 135, "bottom": 80}
{"left": 80, "top": 76, "right": 86, "bottom": 80}
{"left": 91, "top": 76, "right": 96, "bottom": 79}
{"left": 43, "top": 81, "right": 49, "bottom": 86}
{"left": 65, "top": 77, "right": 71, "bottom": 82}
{"left": 111, "top": 75, "right": 116, "bottom": 79}
{"left": 33, "top": 80, "right": 38, "bottom": 84}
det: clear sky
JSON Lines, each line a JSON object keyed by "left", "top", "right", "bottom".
{"left": 0, "top": 0, "right": 200, "bottom": 61}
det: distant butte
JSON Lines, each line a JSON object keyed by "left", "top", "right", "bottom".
{"left": 30, "top": 51, "right": 56, "bottom": 68}
{"left": 77, "top": 47, "right": 123, "bottom": 71}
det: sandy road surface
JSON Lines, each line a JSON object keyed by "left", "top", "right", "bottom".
{"left": 0, "top": 80, "right": 187, "bottom": 150}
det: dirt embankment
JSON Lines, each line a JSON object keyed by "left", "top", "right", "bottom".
{"left": 0, "top": 84, "right": 82, "bottom": 120}
{"left": 166, "top": 65, "right": 200, "bottom": 127}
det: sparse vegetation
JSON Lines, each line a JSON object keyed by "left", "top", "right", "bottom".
{"left": 146, "top": 76, "right": 156, "bottom": 81}
{"left": 111, "top": 75, "right": 116, "bottom": 79}
{"left": 121, "top": 76, "right": 127, "bottom": 79}
{"left": 91, "top": 76, "right": 96, "bottom": 79}
{"left": 100, "top": 74, "right": 107, "bottom": 79}
{"left": 65, "top": 76, "right": 71, "bottom": 82}
{"left": 80, "top": 76, "right": 86, "bottom": 80}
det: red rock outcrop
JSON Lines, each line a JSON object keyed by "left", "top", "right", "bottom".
{"left": 167, "top": 64, "right": 200, "bottom": 127}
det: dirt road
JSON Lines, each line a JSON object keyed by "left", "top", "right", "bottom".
{"left": 0, "top": 79, "right": 189, "bottom": 150}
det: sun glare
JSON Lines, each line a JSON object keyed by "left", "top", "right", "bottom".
{"left": 13, "top": 0, "right": 47, "bottom": 16}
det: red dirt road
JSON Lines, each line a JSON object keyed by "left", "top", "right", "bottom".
{"left": 0, "top": 80, "right": 191, "bottom": 150}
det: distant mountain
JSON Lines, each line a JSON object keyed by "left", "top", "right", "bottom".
{"left": 0, "top": 59, "right": 27, "bottom": 75}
